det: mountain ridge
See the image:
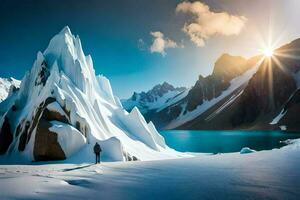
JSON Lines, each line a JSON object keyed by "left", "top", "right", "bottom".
{"left": 178, "top": 38, "right": 300, "bottom": 131}
{"left": 122, "top": 82, "right": 187, "bottom": 114}
{"left": 125, "top": 53, "right": 261, "bottom": 129}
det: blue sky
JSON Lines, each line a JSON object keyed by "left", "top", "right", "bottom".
{"left": 1, "top": 0, "right": 300, "bottom": 98}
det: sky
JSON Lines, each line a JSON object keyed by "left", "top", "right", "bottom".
{"left": 1, "top": 0, "right": 300, "bottom": 98}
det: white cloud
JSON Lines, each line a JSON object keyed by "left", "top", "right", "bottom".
{"left": 150, "top": 31, "right": 178, "bottom": 56}
{"left": 176, "top": 1, "right": 247, "bottom": 47}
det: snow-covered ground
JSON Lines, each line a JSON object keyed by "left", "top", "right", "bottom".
{"left": 1, "top": 139, "right": 300, "bottom": 200}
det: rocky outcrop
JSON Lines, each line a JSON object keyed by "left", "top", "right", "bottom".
{"left": 212, "top": 54, "right": 249, "bottom": 82}
{"left": 145, "top": 54, "right": 260, "bottom": 129}
{"left": 33, "top": 98, "right": 71, "bottom": 160}
{"left": 187, "top": 54, "right": 260, "bottom": 112}
{"left": 34, "top": 119, "right": 66, "bottom": 161}
{"left": 231, "top": 58, "right": 297, "bottom": 127}
{"left": 178, "top": 38, "right": 300, "bottom": 131}
{"left": 0, "top": 117, "right": 13, "bottom": 154}
{"left": 6, "top": 95, "right": 73, "bottom": 160}
{"left": 275, "top": 89, "right": 300, "bottom": 131}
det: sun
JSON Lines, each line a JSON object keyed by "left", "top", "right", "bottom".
{"left": 263, "top": 47, "right": 274, "bottom": 57}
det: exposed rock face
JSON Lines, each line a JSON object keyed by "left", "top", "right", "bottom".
{"left": 231, "top": 59, "right": 297, "bottom": 127}
{"left": 278, "top": 89, "right": 300, "bottom": 131}
{"left": 33, "top": 98, "right": 71, "bottom": 160}
{"left": 212, "top": 54, "right": 249, "bottom": 82}
{"left": 18, "top": 121, "right": 30, "bottom": 151}
{"left": 142, "top": 54, "right": 260, "bottom": 129}
{"left": 187, "top": 55, "right": 259, "bottom": 112}
{"left": 14, "top": 96, "right": 71, "bottom": 160}
{"left": 178, "top": 38, "right": 300, "bottom": 131}
{"left": 34, "top": 119, "right": 66, "bottom": 161}
{"left": 229, "top": 38, "right": 300, "bottom": 128}
{"left": 0, "top": 117, "right": 13, "bottom": 154}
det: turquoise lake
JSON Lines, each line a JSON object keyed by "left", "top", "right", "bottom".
{"left": 160, "top": 130, "right": 300, "bottom": 153}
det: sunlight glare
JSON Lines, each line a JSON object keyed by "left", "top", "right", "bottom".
{"left": 263, "top": 47, "right": 274, "bottom": 57}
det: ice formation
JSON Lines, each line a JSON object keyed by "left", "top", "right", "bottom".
{"left": 0, "top": 27, "right": 184, "bottom": 162}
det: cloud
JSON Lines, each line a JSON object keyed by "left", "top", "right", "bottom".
{"left": 150, "top": 31, "right": 178, "bottom": 56}
{"left": 176, "top": 1, "right": 247, "bottom": 47}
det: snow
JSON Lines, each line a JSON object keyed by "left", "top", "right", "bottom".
{"left": 0, "top": 77, "right": 21, "bottom": 101}
{"left": 47, "top": 102, "right": 67, "bottom": 117}
{"left": 157, "top": 89, "right": 189, "bottom": 112}
{"left": 166, "top": 60, "right": 262, "bottom": 129}
{"left": 122, "top": 88, "right": 188, "bottom": 114}
{"left": 280, "top": 125, "right": 287, "bottom": 131}
{"left": 49, "top": 121, "right": 87, "bottom": 157}
{"left": 205, "top": 89, "right": 244, "bottom": 121}
{"left": 114, "top": 107, "right": 160, "bottom": 150}
{"left": 1, "top": 140, "right": 300, "bottom": 200}
{"left": 96, "top": 75, "right": 116, "bottom": 104}
{"left": 146, "top": 90, "right": 186, "bottom": 111}
{"left": 270, "top": 109, "right": 287, "bottom": 125}
{"left": 0, "top": 26, "right": 183, "bottom": 163}
{"left": 240, "top": 147, "right": 256, "bottom": 154}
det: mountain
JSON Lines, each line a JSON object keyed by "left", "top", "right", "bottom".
{"left": 140, "top": 54, "right": 261, "bottom": 129}
{"left": 0, "top": 77, "right": 20, "bottom": 102}
{"left": 122, "top": 82, "right": 187, "bottom": 118}
{"left": 179, "top": 39, "right": 300, "bottom": 131}
{"left": 0, "top": 27, "right": 183, "bottom": 163}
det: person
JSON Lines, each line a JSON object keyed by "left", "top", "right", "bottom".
{"left": 93, "top": 142, "right": 102, "bottom": 164}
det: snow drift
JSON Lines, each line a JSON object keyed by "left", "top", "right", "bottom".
{"left": 0, "top": 27, "right": 184, "bottom": 163}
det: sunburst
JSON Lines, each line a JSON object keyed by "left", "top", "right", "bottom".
{"left": 263, "top": 47, "right": 274, "bottom": 57}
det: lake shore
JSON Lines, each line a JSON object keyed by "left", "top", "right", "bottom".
{"left": 160, "top": 130, "right": 300, "bottom": 153}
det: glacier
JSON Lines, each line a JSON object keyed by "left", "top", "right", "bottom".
{"left": 0, "top": 26, "right": 186, "bottom": 163}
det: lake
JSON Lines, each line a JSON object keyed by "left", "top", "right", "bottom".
{"left": 160, "top": 130, "right": 300, "bottom": 153}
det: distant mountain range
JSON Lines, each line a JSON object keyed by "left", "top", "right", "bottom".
{"left": 123, "top": 39, "right": 300, "bottom": 131}
{"left": 0, "top": 77, "right": 20, "bottom": 102}
{"left": 123, "top": 53, "right": 262, "bottom": 129}
{"left": 122, "top": 82, "right": 187, "bottom": 114}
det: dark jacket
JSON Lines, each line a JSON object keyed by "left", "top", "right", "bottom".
{"left": 94, "top": 143, "right": 102, "bottom": 154}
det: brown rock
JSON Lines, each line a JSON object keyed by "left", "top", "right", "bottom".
{"left": 33, "top": 119, "right": 66, "bottom": 161}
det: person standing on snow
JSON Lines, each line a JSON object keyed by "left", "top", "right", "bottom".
{"left": 93, "top": 142, "right": 102, "bottom": 164}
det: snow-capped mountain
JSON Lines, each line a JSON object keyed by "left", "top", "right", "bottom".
{"left": 122, "top": 82, "right": 187, "bottom": 114}
{"left": 0, "top": 77, "right": 20, "bottom": 102}
{"left": 142, "top": 54, "right": 261, "bottom": 129}
{"left": 179, "top": 38, "right": 300, "bottom": 131}
{"left": 0, "top": 27, "right": 184, "bottom": 163}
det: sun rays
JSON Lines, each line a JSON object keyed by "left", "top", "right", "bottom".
{"left": 263, "top": 47, "right": 274, "bottom": 57}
